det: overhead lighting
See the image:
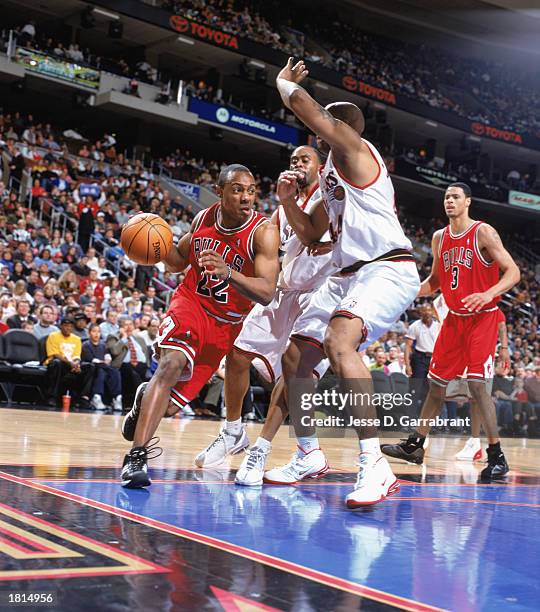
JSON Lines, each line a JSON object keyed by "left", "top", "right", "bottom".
{"left": 93, "top": 7, "right": 120, "bottom": 20}
{"left": 176, "top": 36, "right": 195, "bottom": 45}
{"left": 425, "top": 120, "right": 438, "bottom": 128}
{"left": 314, "top": 82, "right": 329, "bottom": 90}
{"left": 248, "top": 59, "right": 265, "bottom": 69}
{"left": 373, "top": 102, "right": 386, "bottom": 110}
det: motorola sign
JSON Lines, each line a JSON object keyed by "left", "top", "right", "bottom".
{"left": 188, "top": 98, "right": 299, "bottom": 145}
{"left": 216, "top": 107, "right": 230, "bottom": 123}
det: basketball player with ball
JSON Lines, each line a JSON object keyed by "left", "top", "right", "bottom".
{"left": 120, "top": 164, "right": 280, "bottom": 488}
{"left": 194, "top": 145, "right": 333, "bottom": 483}
{"left": 271, "top": 58, "right": 420, "bottom": 508}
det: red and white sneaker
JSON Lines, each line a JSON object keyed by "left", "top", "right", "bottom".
{"left": 455, "top": 438, "right": 483, "bottom": 461}
{"left": 263, "top": 447, "right": 329, "bottom": 484}
{"left": 346, "top": 453, "right": 400, "bottom": 509}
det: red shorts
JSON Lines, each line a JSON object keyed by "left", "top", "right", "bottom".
{"left": 156, "top": 289, "right": 242, "bottom": 409}
{"left": 428, "top": 308, "right": 502, "bottom": 386}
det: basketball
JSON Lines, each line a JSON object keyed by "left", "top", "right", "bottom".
{"left": 120, "top": 213, "right": 173, "bottom": 265}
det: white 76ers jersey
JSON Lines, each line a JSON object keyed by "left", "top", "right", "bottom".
{"left": 320, "top": 140, "right": 412, "bottom": 268}
{"left": 277, "top": 186, "right": 333, "bottom": 291}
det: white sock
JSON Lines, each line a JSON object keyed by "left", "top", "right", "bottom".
{"left": 359, "top": 437, "right": 381, "bottom": 456}
{"left": 298, "top": 436, "right": 319, "bottom": 453}
{"left": 225, "top": 418, "right": 243, "bottom": 435}
{"left": 254, "top": 437, "right": 271, "bottom": 453}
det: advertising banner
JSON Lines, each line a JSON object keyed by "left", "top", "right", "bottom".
{"left": 508, "top": 190, "right": 540, "bottom": 211}
{"left": 188, "top": 98, "right": 300, "bottom": 145}
{"left": 170, "top": 180, "right": 201, "bottom": 201}
{"left": 14, "top": 47, "right": 100, "bottom": 90}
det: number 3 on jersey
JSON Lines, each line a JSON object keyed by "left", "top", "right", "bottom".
{"left": 197, "top": 273, "right": 229, "bottom": 303}
{"left": 450, "top": 266, "right": 459, "bottom": 290}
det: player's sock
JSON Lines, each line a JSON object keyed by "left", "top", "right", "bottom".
{"left": 359, "top": 437, "right": 382, "bottom": 456}
{"left": 298, "top": 436, "right": 320, "bottom": 453}
{"left": 254, "top": 436, "right": 271, "bottom": 453}
{"left": 488, "top": 441, "right": 501, "bottom": 454}
{"left": 225, "top": 418, "right": 243, "bottom": 436}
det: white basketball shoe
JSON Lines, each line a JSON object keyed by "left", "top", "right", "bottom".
{"left": 455, "top": 437, "right": 483, "bottom": 461}
{"left": 345, "top": 453, "right": 400, "bottom": 509}
{"left": 195, "top": 427, "right": 249, "bottom": 467}
{"left": 235, "top": 446, "right": 269, "bottom": 486}
{"left": 263, "top": 447, "right": 329, "bottom": 484}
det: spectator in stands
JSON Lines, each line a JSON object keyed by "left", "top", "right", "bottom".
{"left": 99, "top": 309, "right": 120, "bottom": 340}
{"left": 524, "top": 367, "right": 540, "bottom": 435}
{"left": 33, "top": 304, "right": 58, "bottom": 340}
{"left": 0, "top": 306, "right": 9, "bottom": 334}
{"left": 60, "top": 231, "right": 83, "bottom": 259}
{"left": 7, "top": 299, "right": 36, "bottom": 329}
{"left": 106, "top": 317, "right": 149, "bottom": 408}
{"left": 369, "top": 347, "right": 388, "bottom": 372}
{"left": 124, "top": 79, "right": 141, "bottom": 98}
{"left": 386, "top": 346, "right": 406, "bottom": 374}
{"left": 135, "top": 317, "right": 159, "bottom": 350}
{"left": 81, "top": 324, "right": 122, "bottom": 411}
{"left": 45, "top": 316, "right": 94, "bottom": 407}
{"left": 72, "top": 312, "right": 89, "bottom": 341}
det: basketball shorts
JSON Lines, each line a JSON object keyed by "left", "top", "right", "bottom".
{"left": 290, "top": 261, "right": 420, "bottom": 352}
{"left": 429, "top": 308, "right": 501, "bottom": 387}
{"left": 234, "top": 287, "right": 329, "bottom": 382}
{"left": 446, "top": 374, "right": 494, "bottom": 399}
{"left": 156, "top": 290, "right": 242, "bottom": 409}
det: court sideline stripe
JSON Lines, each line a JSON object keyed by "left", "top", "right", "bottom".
{"left": 25, "top": 477, "right": 540, "bottom": 491}
{"left": 0, "top": 471, "right": 446, "bottom": 612}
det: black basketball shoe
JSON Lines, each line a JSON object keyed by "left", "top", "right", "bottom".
{"left": 480, "top": 447, "right": 509, "bottom": 480}
{"left": 121, "top": 438, "right": 162, "bottom": 489}
{"left": 121, "top": 382, "right": 148, "bottom": 442}
{"left": 381, "top": 436, "right": 425, "bottom": 464}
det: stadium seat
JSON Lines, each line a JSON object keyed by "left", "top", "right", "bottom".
{"left": 370, "top": 370, "right": 392, "bottom": 394}
{"left": 0, "top": 330, "right": 48, "bottom": 404}
{"left": 390, "top": 372, "right": 409, "bottom": 395}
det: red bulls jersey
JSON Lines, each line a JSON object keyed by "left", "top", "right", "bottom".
{"left": 438, "top": 221, "right": 500, "bottom": 314}
{"left": 179, "top": 202, "right": 268, "bottom": 323}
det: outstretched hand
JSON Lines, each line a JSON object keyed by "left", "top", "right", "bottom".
{"left": 277, "top": 57, "right": 309, "bottom": 84}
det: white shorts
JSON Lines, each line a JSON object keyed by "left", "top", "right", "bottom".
{"left": 446, "top": 373, "right": 494, "bottom": 399}
{"left": 291, "top": 261, "right": 420, "bottom": 351}
{"left": 234, "top": 287, "right": 330, "bottom": 382}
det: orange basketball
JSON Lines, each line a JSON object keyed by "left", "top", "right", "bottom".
{"left": 120, "top": 213, "right": 173, "bottom": 265}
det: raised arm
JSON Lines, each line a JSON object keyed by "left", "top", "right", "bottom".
{"left": 276, "top": 59, "right": 362, "bottom": 154}
{"left": 198, "top": 222, "right": 280, "bottom": 306}
{"left": 462, "top": 224, "right": 520, "bottom": 312}
{"left": 276, "top": 171, "right": 328, "bottom": 245}
{"left": 417, "top": 230, "right": 443, "bottom": 297}
{"left": 276, "top": 59, "right": 377, "bottom": 186}
{"left": 163, "top": 211, "right": 204, "bottom": 273}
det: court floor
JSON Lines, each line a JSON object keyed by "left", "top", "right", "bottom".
{"left": 0, "top": 407, "right": 539, "bottom": 611}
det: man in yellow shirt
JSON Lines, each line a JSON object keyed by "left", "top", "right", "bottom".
{"left": 46, "top": 316, "right": 94, "bottom": 408}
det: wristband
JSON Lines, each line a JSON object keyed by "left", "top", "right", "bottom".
{"left": 500, "top": 346, "right": 508, "bottom": 349}
{"left": 225, "top": 265, "right": 232, "bottom": 282}
{"left": 277, "top": 78, "right": 302, "bottom": 105}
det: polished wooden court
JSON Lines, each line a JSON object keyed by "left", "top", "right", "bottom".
{"left": 1, "top": 406, "right": 539, "bottom": 611}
